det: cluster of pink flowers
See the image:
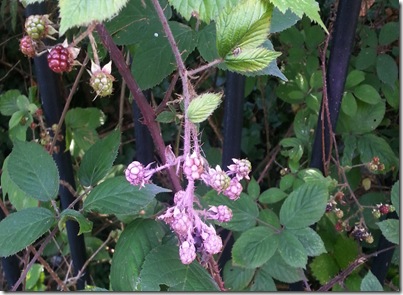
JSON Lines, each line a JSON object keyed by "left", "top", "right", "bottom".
{"left": 124, "top": 154, "right": 251, "bottom": 264}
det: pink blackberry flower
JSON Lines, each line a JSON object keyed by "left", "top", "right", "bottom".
{"left": 202, "top": 165, "right": 230, "bottom": 193}
{"left": 125, "top": 161, "right": 153, "bottom": 187}
{"left": 227, "top": 158, "right": 252, "bottom": 180}
{"left": 201, "top": 224, "right": 222, "bottom": 255}
{"left": 179, "top": 240, "right": 196, "bottom": 264}
{"left": 207, "top": 205, "right": 233, "bottom": 223}
{"left": 223, "top": 178, "right": 243, "bottom": 200}
{"left": 183, "top": 151, "right": 205, "bottom": 180}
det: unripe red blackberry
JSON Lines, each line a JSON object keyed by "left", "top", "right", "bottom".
{"left": 47, "top": 45, "right": 74, "bottom": 73}
{"left": 378, "top": 204, "right": 390, "bottom": 215}
{"left": 20, "top": 35, "right": 36, "bottom": 58}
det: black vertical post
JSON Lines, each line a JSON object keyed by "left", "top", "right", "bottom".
{"left": 25, "top": 3, "right": 88, "bottom": 290}
{"left": 218, "top": 72, "right": 245, "bottom": 271}
{"left": 310, "top": 0, "right": 362, "bottom": 172}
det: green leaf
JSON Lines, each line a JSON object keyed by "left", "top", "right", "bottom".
{"left": 7, "top": 141, "right": 59, "bottom": 202}
{"left": 139, "top": 244, "right": 220, "bottom": 291}
{"left": 259, "top": 187, "right": 288, "bottom": 204}
{"left": 9, "top": 110, "right": 25, "bottom": 129}
{"left": 247, "top": 177, "right": 260, "bottom": 200}
{"left": 258, "top": 209, "right": 281, "bottom": 230}
{"left": 0, "top": 89, "right": 21, "bottom": 116}
{"left": 341, "top": 92, "right": 357, "bottom": 117}
{"left": 356, "top": 134, "right": 398, "bottom": 172}
{"left": 333, "top": 236, "right": 359, "bottom": 269}
{"left": 278, "top": 229, "right": 307, "bottom": 268}
{"left": 391, "top": 181, "right": 399, "bottom": 217}
{"left": 83, "top": 176, "right": 170, "bottom": 215}
{"left": 203, "top": 191, "right": 259, "bottom": 231}
{"left": 270, "top": 7, "right": 300, "bottom": 33}
{"left": 249, "top": 267, "right": 277, "bottom": 291}
{"left": 232, "top": 226, "right": 279, "bottom": 268}
{"left": 187, "top": 93, "right": 222, "bottom": 124}
{"left": 168, "top": 0, "right": 238, "bottom": 23}
{"left": 345, "top": 70, "right": 365, "bottom": 89}
{"left": 279, "top": 182, "right": 328, "bottom": 229}
{"left": 197, "top": 22, "right": 220, "bottom": 62}
{"left": 376, "top": 54, "right": 398, "bottom": 88}
{"left": 58, "top": 0, "right": 129, "bottom": 35}
{"left": 130, "top": 21, "right": 197, "bottom": 90}
{"left": 110, "top": 219, "right": 165, "bottom": 291}
{"left": 0, "top": 207, "right": 55, "bottom": 257}
{"left": 310, "top": 253, "right": 339, "bottom": 284}
{"left": 288, "top": 227, "right": 326, "bottom": 257}
{"left": 353, "top": 84, "right": 381, "bottom": 105}
{"left": 1, "top": 157, "right": 38, "bottom": 211}
{"left": 26, "top": 263, "right": 44, "bottom": 290}
{"left": 262, "top": 254, "right": 303, "bottom": 283}
{"left": 268, "top": 0, "right": 327, "bottom": 33}
{"left": 376, "top": 219, "right": 399, "bottom": 245}
{"left": 65, "top": 107, "right": 104, "bottom": 151}
{"left": 341, "top": 134, "right": 357, "bottom": 167}
{"left": 360, "top": 271, "right": 383, "bottom": 291}
{"left": 379, "top": 22, "right": 399, "bottom": 45}
{"left": 336, "top": 100, "right": 385, "bottom": 134}
{"left": 223, "top": 260, "right": 255, "bottom": 291}
{"left": 216, "top": 0, "right": 273, "bottom": 57}
{"left": 78, "top": 130, "right": 121, "bottom": 187}
{"left": 156, "top": 111, "right": 176, "bottom": 123}
{"left": 279, "top": 173, "right": 295, "bottom": 192}
{"left": 355, "top": 47, "right": 377, "bottom": 70}
{"left": 58, "top": 209, "right": 93, "bottom": 235}
{"left": 225, "top": 48, "right": 281, "bottom": 74}
{"left": 382, "top": 82, "right": 399, "bottom": 110}
{"left": 280, "top": 137, "right": 303, "bottom": 163}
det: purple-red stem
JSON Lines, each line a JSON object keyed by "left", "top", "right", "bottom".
{"left": 95, "top": 23, "right": 182, "bottom": 193}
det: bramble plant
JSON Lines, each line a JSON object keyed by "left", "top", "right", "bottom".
{"left": 0, "top": 0, "right": 399, "bottom": 292}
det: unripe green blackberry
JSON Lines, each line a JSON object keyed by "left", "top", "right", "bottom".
{"left": 90, "top": 72, "right": 115, "bottom": 97}
{"left": 24, "top": 15, "right": 56, "bottom": 40}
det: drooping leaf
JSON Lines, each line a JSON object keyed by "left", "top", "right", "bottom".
{"left": 223, "top": 260, "right": 255, "bottom": 291}
{"left": 267, "top": 0, "right": 327, "bottom": 32}
{"left": 156, "top": 111, "right": 176, "bottom": 123}
{"left": 7, "top": 141, "right": 59, "bottom": 202}
{"left": 278, "top": 229, "right": 308, "bottom": 268}
{"left": 378, "top": 22, "right": 399, "bottom": 45}
{"left": 203, "top": 191, "right": 259, "bottom": 231}
{"left": 355, "top": 47, "right": 377, "bottom": 70}
{"left": 259, "top": 188, "right": 288, "bottom": 204}
{"left": 247, "top": 177, "right": 260, "bottom": 200}
{"left": 353, "top": 84, "right": 382, "bottom": 105}
{"left": 1, "top": 157, "right": 38, "bottom": 210}
{"left": 262, "top": 254, "right": 303, "bottom": 283}
{"left": 249, "top": 266, "right": 277, "bottom": 291}
{"left": 232, "top": 226, "right": 279, "bottom": 269}
{"left": 58, "top": 0, "right": 130, "bottom": 35}
{"left": 216, "top": 0, "right": 273, "bottom": 57}
{"left": 360, "top": 271, "right": 383, "bottom": 291}
{"left": 0, "top": 89, "right": 21, "bottom": 116}
{"left": 83, "top": 176, "right": 170, "bottom": 215}
{"left": 65, "top": 107, "right": 105, "bottom": 151}
{"left": 341, "top": 92, "right": 357, "bottom": 117}
{"left": 130, "top": 21, "right": 197, "bottom": 89}
{"left": 168, "top": 0, "right": 238, "bottom": 23}
{"left": 110, "top": 219, "right": 165, "bottom": 291}
{"left": 139, "top": 244, "right": 220, "bottom": 291}
{"left": 341, "top": 134, "right": 357, "bottom": 167}
{"left": 345, "top": 70, "right": 365, "bottom": 89}
{"left": 269, "top": 7, "right": 300, "bottom": 33}
{"left": 0, "top": 207, "right": 55, "bottom": 257}
{"left": 288, "top": 227, "right": 326, "bottom": 257}
{"left": 376, "top": 54, "right": 398, "bottom": 88}
{"left": 225, "top": 48, "right": 281, "bottom": 74}
{"left": 78, "top": 130, "right": 121, "bottom": 187}
{"left": 279, "top": 182, "right": 328, "bottom": 229}
{"left": 58, "top": 209, "right": 93, "bottom": 235}
{"left": 197, "top": 22, "right": 220, "bottom": 62}
{"left": 376, "top": 219, "right": 399, "bottom": 245}
{"left": 333, "top": 236, "right": 359, "bottom": 269}
{"left": 356, "top": 134, "right": 398, "bottom": 172}
{"left": 310, "top": 253, "right": 339, "bottom": 284}
{"left": 187, "top": 93, "right": 222, "bottom": 124}
{"left": 391, "top": 181, "right": 399, "bottom": 217}
{"left": 336, "top": 100, "right": 385, "bottom": 134}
